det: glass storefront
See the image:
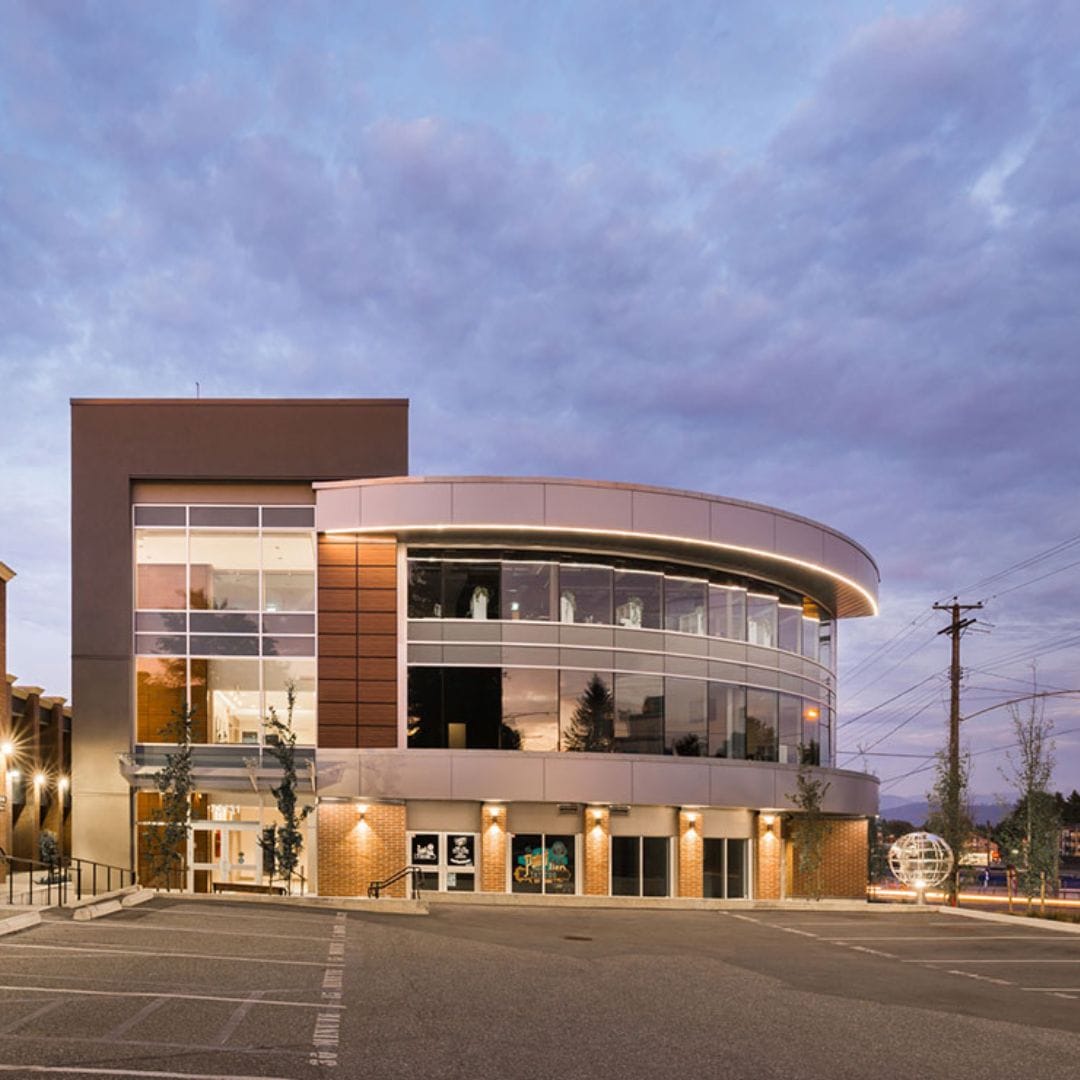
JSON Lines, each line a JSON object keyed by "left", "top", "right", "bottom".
{"left": 408, "top": 832, "right": 477, "bottom": 892}
{"left": 611, "top": 836, "right": 670, "bottom": 897}
{"left": 511, "top": 833, "right": 577, "bottom": 894}
{"left": 702, "top": 838, "right": 749, "bottom": 899}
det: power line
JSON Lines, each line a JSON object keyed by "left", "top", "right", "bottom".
{"left": 837, "top": 673, "right": 941, "bottom": 730}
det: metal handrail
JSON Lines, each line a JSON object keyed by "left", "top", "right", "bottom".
{"left": 368, "top": 865, "right": 424, "bottom": 900}
{"left": 1, "top": 852, "right": 136, "bottom": 907}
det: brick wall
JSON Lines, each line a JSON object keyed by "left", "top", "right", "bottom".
{"left": 677, "top": 810, "right": 703, "bottom": 898}
{"left": 480, "top": 803, "right": 507, "bottom": 892}
{"left": 317, "top": 537, "right": 399, "bottom": 749}
{"left": 316, "top": 801, "right": 407, "bottom": 897}
{"left": 755, "top": 813, "right": 783, "bottom": 899}
{"left": 788, "top": 818, "right": 868, "bottom": 899}
{"left": 583, "top": 807, "right": 610, "bottom": 895}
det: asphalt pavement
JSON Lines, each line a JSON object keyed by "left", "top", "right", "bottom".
{"left": 0, "top": 898, "right": 1078, "bottom": 1079}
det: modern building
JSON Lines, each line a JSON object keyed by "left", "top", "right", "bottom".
{"left": 73, "top": 398, "right": 880, "bottom": 901}
{"left": 1, "top": 561, "right": 73, "bottom": 875}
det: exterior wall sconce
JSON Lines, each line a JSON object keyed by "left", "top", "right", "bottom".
{"left": 591, "top": 808, "right": 604, "bottom": 825}
{"left": 762, "top": 814, "right": 776, "bottom": 837}
{"left": 488, "top": 805, "right": 502, "bottom": 822}
{"left": 685, "top": 811, "right": 698, "bottom": 829}
{"left": 356, "top": 804, "right": 368, "bottom": 821}
{"left": 0, "top": 740, "right": 13, "bottom": 757}
{"left": 34, "top": 772, "right": 46, "bottom": 788}
{"left": 58, "top": 776, "right": 69, "bottom": 794}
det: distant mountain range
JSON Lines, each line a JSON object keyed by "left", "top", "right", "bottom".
{"left": 877, "top": 794, "right": 1012, "bottom": 827}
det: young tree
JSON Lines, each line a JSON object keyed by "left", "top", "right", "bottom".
{"left": 146, "top": 704, "right": 195, "bottom": 890}
{"left": 561, "top": 674, "right": 614, "bottom": 752}
{"left": 260, "top": 684, "right": 313, "bottom": 892}
{"left": 999, "top": 688, "right": 1059, "bottom": 909}
{"left": 787, "top": 760, "right": 832, "bottom": 900}
{"left": 925, "top": 745, "right": 972, "bottom": 903}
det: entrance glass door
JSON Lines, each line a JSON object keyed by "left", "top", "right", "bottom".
{"left": 189, "top": 822, "right": 263, "bottom": 893}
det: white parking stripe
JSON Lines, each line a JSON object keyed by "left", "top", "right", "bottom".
{"left": 0, "top": 998, "right": 67, "bottom": 1034}
{"left": 910, "top": 959, "right": 1080, "bottom": 964}
{"left": 828, "top": 935, "right": 1057, "bottom": 942}
{"left": 0, "top": 942, "right": 326, "bottom": 967}
{"left": 59, "top": 921, "right": 330, "bottom": 943}
{"left": 0, "top": 985, "right": 342, "bottom": 1010}
{"left": 103, "top": 996, "right": 170, "bottom": 1039}
{"left": 215, "top": 991, "right": 266, "bottom": 1045}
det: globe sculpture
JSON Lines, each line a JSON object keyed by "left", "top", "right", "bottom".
{"left": 888, "top": 832, "right": 954, "bottom": 899}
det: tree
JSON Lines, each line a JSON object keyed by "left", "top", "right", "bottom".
{"left": 999, "top": 686, "right": 1059, "bottom": 909}
{"left": 260, "top": 684, "right": 313, "bottom": 892}
{"left": 38, "top": 829, "right": 60, "bottom": 881}
{"left": 562, "top": 674, "right": 615, "bottom": 752}
{"left": 788, "top": 759, "right": 831, "bottom": 900}
{"left": 925, "top": 745, "right": 972, "bottom": 903}
{"left": 146, "top": 704, "right": 195, "bottom": 890}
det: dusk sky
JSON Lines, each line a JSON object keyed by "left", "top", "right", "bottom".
{"left": 2, "top": 1, "right": 1079, "bottom": 803}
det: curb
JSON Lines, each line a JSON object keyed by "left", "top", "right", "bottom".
{"left": 0, "top": 909, "right": 42, "bottom": 936}
{"left": 155, "top": 891, "right": 429, "bottom": 916}
{"left": 73, "top": 899, "right": 123, "bottom": 921}
{"left": 936, "top": 905, "right": 1080, "bottom": 935}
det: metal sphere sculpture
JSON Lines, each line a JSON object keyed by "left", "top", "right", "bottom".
{"left": 888, "top": 831, "right": 954, "bottom": 889}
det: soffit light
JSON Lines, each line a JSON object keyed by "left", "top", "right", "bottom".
{"left": 324, "top": 523, "right": 879, "bottom": 616}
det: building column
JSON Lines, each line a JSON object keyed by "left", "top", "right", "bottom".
{"left": 583, "top": 806, "right": 610, "bottom": 896}
{"left": 755, "top": 812, "right": 782, "bottom": 899}
{"left": 316, "top": 800, "right": 407, "bottom": 897}
{"left": 677, "top": 809, "right": 703, "bottom": 898}
{"left": 480, "top": 803, "right": 507, "bottom": 893}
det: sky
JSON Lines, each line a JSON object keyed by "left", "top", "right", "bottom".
{"left": 2, "top": 0, "right": 1079, "bottom": 803}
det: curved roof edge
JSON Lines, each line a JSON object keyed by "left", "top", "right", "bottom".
{"left": 314, "top": 476, "right": 880, "bottom": 618}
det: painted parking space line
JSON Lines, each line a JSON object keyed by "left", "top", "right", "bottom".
{"left": 102, "top": 996, "right": 170, "bottom": 1039}
{"left": 310, "top": 911, "right": 347, "bottom": 1069}
{"left": 0, "top": 942, "right": 327, "bottom": 967}
{"left": 945, "top": 970, "right": 1013, "bottom": 986}
{"left": 0, "top": 999, "right": 67, "bottom": 1034}
{"left": 1022, "top": 986, "right": 1080, "bottom": 992}
{"left": 906, "top": 959, "right": 1080, "bottom": 964}
{"left": 0, "top": 1065, "right": 299, "bottom": 1079}
{"left": 53, "top": 921, "right": 332, "bottom": 944}
{"left": 0, "top": 984, "right": 343, "bottom": 1010}
{"left": 134, "top": 906, "right": 339, "bottom": 926}
{"left": 215, "top": 990, "right": 267, "bottom": 1045}
{"left": 826, "top": 934, "right": 1059, "bottom": 942}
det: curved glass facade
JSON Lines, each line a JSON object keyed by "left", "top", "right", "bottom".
{"left": 406, "top": 550, "right": 836, "bottom": 765}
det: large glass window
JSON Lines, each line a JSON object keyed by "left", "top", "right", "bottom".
{"left": 778, "top": 693, "right": 802, "bottom": 765}
{"left": 136, "top": 657, "right": 188, "bottom": 742}
{"left": 745, "top": 689, "right": 778, "bottom": 761}
{"left": 511, "top": 833, "right": 576, "bottom": 895}
{"left": 614, "top": 673, "right": 663, "bottom": 754}
{"left": 502, "top": 562, "right": 554, "bottom": 621}
{"left": 560, "top": 670, "right": 614, "bottom": 752}
{"left": 819, "top": 619, "right": 834, "bottom": 672}
{"left": 819, "top": 706, "right": 833, "bottom": 766}
{"left": 262, "top": 533, "right": 315, "bottom": 612}
{"left": 559, "top": 565, "right": 612, "bottom": 625}
{"left": 408, "top": 561, "right": 443, "bottom": 618}
{"left": 265, "top": 659, "right": 316, "bottom": 745}
{"left": 408, "top": 833, "right": 477, "bottom": 892}
{"left": 703, "top": 838, "right": 749, "bottom": 898}
{"left": 408, "top": 667, "right": 443, "bottom": 748}
{"left": 708, "top": 683, "right": 745, "bottom": 758}
{"left": 802, "top": 601, "right": 821, "bottom": 661}
{"left": 135, "top": 530, "right": 187, "bottom": 610}
{"left": 200, "top": 659, "right": 261, "bottom": 745}
{"left": 665, "top": 678, "right": 707, "bottom": 756}
{"left": 612, "top": 836, "right": 669, "bottom": 896}
{"left": 777, "top": 605, "right": 801, "bottom": 654}
{"left": 614, "top": 570, "right": 662, "bottom": 629}
{"left": 709, "top": 585, "right": 746, "bottom": 641}
{"left": 501, "top": 668, "right": 558, "bottom": 751}
{"left": 189, "top": 531, "right": 260, "bottom": 611}
{"left": 443, "top": 667, "right": 501, "bottom": 748}
{"left": 801, "top": 702, "right": 821, "bottom": 765}
{"left": 665, "top": 577, "right": 707, "bottom": 635}
{"left": 443, "top": 562, "right": 500, "bottom": 620}
{"left": 746, "top": 595, "right": 778, "bottom": 647}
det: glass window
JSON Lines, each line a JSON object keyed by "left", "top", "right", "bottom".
{"left": 727, "top": 839, "right": 748, "bottom": 898}
{"left": 665, "top": 678, "right": 706, "bottom": 756}
{"left": 190, "top": 635, "right": 259, "bottom": 656}
{"left": 194, "top": 659, "right": 261, "bottom": 745}
{"left": 819, "top": 706, "right": 832, "bottom": 766}
{"left": 560, "top": 671, "right": 614, "bottom": 752}
{"left": 665, "top": 577, "right": 707, "bottom": 635}
{"left": 801, "top": 702, "right": 821, "bottom": 765}
{"left": 511, "top": 833, "right": 575, "bottom": 895}
{"left": 614, "top": 570, "right": 662, "bottom": 629}
{"left": 135, "top": 657, "right": 187, "bottom": 743}
{"left": 263, "top": 532, "right": 315, "bottom": 612}
{"left": 779, "top": 693, "right": 802, "bottom": 764}
{"left": 642, "top": 837, "right": 669, "bottom": 897}
{"left": 408, "top": 561, "right": 443, "bottom": 618}
{"left": 135, "top": 634, "right": 186, "bottom": 655}
{"left": 746, "top": 594, "right": 778, "bottom": 647}
{"left": 703, "top": 837, "right": 726, "bottom": 898}
{"left": 189, "top": 506, "right": 259, "bottom": 527}
{"left": 262, "top": 636, "right": 316, "bottom": 657}
{"left": 135, "top": 529, "right": 187, "bottom": 610}
{"left": 745, "top": 689, "right": 778, "bottom": 761}
{"left": 189, "top": 531, "right": 260, "bottom": 611}
{"left": 263, "top": 614, "right": 315, "bottom": 634}
{"left": 614, "top": 673, "right": 664, "bottom": 754}
{"left": 818, "top": 619, "right": 834, "bottom": 672}
{"left": 611, "top": 836, "right": 640, "bottom": 896}
{"left": 408, "top": 667, "right": 443, "bottom": 748}
{"left": 559, "top": 565, "right": 612, "bottom": 625}
{"left": 501, "top": 668, "right": 558, "bottom": 751}
{"left": 444, "top": 562, "right": 500, "bottom": 620}
{"left": 444, "top": 667, "right": 501, "bottom": 748}
{"left": 708, "top": 683, "right": 745, "bottom": 758}
{"left": 545, "top": 834, "right": 575, "bottom": 894}
{"left": 709, "top": 585, "right": 746, "bottom": 641}
{"left": 190, "top": 612, "right": 259, "bottom": 634}
{"left": 802, "top": 601, "right": 821, "bottom": 660}
{"left": 136, "top": 612, "right": 186, "bottom": 633}
{"left": 501, "top": 562, "right": 554, "bottom": 621}
{"left": 134, "top": 506, "right": 185, "bottom": 526}
{"left": 261, "top": 507, "right": 315, "bottom": 528}
{"left": 778, "top": 605, "right": 801, "bottom": 653}
{"left": 265, "top": 659, "right": 316, "bottom": 745}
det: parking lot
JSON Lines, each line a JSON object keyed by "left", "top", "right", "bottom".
{"left": 0, "top": 899, "right": 1078, "bottom": 1078}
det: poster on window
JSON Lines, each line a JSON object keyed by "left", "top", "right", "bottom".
{"left": 447, "top": 834, "right": 475, "bottom": 867}
{"left": 411, "top": 834, "right": 440, "bottom": 864}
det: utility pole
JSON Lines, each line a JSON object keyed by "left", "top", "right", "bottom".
{"left": 933, "top": 597, "right": 982, "bottom": 904}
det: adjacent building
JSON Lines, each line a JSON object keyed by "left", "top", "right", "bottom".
{"left": 73, "top": 398, "right": 880, "bottom": 900}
